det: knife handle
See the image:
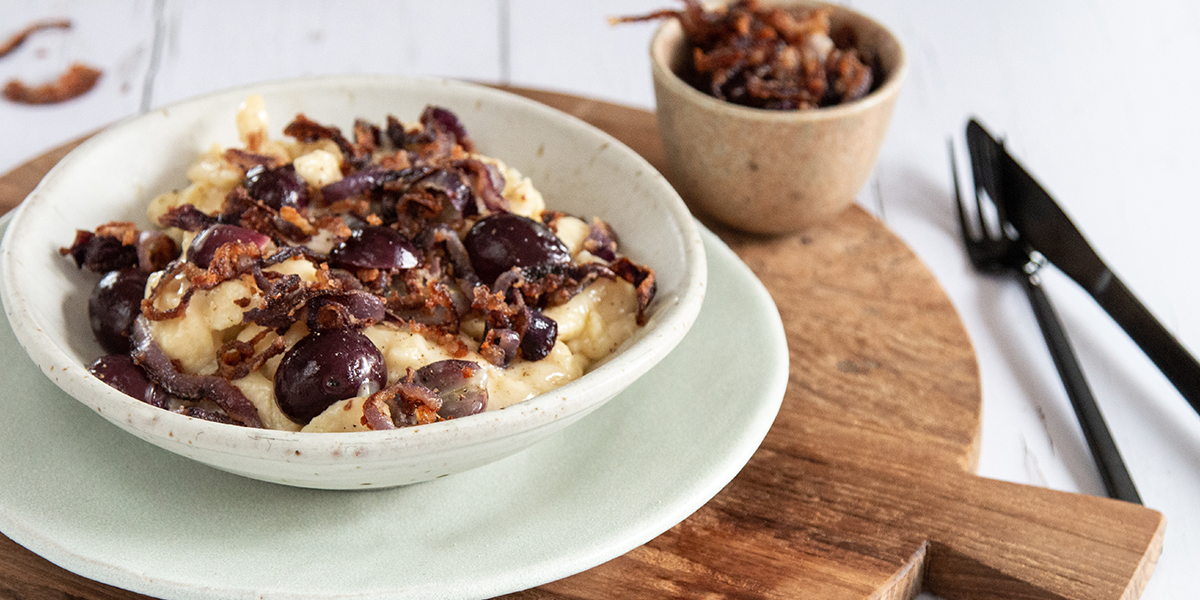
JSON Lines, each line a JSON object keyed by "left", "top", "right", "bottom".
{"left": 1022, "top": 272, "right": 1142, "bottom": 504}
{"left": 1092, "top": 272, "right": 1200, "bottom": 417}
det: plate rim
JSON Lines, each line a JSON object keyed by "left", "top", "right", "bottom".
{"left": 0, "top": 225, "right": 788, "bottom": 600}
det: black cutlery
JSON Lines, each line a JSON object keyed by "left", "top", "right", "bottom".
{"left": 950, "top": 129, "right": 1141, "bottom": 504}
{"left": 967, "top": 118, "right": 1200, "bottom": 419}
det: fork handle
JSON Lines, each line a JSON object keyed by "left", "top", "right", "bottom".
{"left": 1022, "top": 272, "right": 1143, "bottom": 504}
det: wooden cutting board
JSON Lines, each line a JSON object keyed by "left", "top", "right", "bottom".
{"left": 0, "top": 88, "right": 1164, "bottom": 600}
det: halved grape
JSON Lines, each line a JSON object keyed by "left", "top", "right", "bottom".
{"left": 187, "top": 224, "right": 270, "bottom": 268}
{"left": 89, "top": 268, "right": 149, "bottom": 354}
{"left": 415, "top": 360, "right": 488, "bottom": 419}
{"left": 330, "top": 226, "right": 419, "bottom": 270}
{"left": 245, "top": 164, "right": 309, "bottom": 210}
{"left": 319, "top": 167, "right": 391, "bottom": 204}
{"left": 463, "top": 213, "right": 571, "bottom": 285}
{"left": 274, "top": 328, "right": 387, "bottom": 424}
{"left": 89, "top": 354, "right": 168, "bottom": 408}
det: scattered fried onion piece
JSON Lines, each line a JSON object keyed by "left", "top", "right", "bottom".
{"left": 0, "top": 19, "right": 71, "bottom": 59}
{"left": 3, "top": 62, "right": 101, "bottom": 105}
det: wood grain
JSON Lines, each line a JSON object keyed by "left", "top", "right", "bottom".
{"left": 0, "top": 88, "right": 1164, "bottom": 600}
{"left": 0, "top": 136, "right": 85, "bottom": 217}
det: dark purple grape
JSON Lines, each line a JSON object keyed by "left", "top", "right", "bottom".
{"left": 68, "top": 232, "right": 138, "bottom": 273}
{"left": 414, "top": 168, "right": 473, "bottom": 214}
{"left": 519, "top": 308, "right": 557, "bottom": 361}
{"left": 186, "top": 224, "right": 270, "bottom": 268}
{"left": 89, "top": 268, "right": 149, "bottom": 354}
{"left": 463, "top": 214, "right": 571, "bottom": 285}
{"left": 136, "top": 230, "right": 180, "bottom": 272}
{"left": 330, "top": 226, "right": 419, "bottom": 270}
{"left": 422, "top": 106, "right": 472, "bottom": 149}
{"left": 89, "top": 354, "right": 168, "bottom": 408}
{"left": 415, "top": 360, "right": 488, "bottom": 419}
{"left": 274, "top": 328, "right": 387, "bottom": 424}
{"left": 319, "top": 167, "right": 391, "bottom": 204}
{"left": 245, "top": 164, "right": 309, "bottom": 210}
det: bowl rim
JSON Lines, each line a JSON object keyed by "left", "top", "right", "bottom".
{"left": 0, "top": 74, "right": 707, "bottom": 462}
{"left": 649, "top": 0, "right": 909, "bottom": 122}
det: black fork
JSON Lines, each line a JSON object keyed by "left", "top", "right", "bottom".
{"left": 950, "top": 130, "right": 1142, "bottom": 504}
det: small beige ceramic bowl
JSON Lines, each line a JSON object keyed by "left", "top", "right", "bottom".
{"left": 651, "top": 1, "right": 907, "bottom": 234}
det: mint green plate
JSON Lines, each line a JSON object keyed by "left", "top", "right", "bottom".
{"left": 0, "top": 224, "right": 787, "bottom": 600}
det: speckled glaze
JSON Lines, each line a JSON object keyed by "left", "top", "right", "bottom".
{"left": 651, "top": 1, "right": 907, "bottom": 234}
{"left": 0, "top": 75, "right": 706, "bottom": 490}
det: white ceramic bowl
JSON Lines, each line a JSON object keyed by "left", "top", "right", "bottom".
{"left": 0, "top": 75, "right": 706, "bottom": 490}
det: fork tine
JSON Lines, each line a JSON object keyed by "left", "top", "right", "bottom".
{"left": 965, "top": 119, "right": 1007, "bottom": 240}
{"left": 948, "top": 139, "right": 975, "bottom": 243}
{"left": 970, "top": 155, "right": 992, "bottom": 242}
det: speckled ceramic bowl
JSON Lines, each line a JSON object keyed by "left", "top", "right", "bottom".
{"left": 0, "top": 75, "right": 706, "bottom": 489}
{"left": 651, "top": 1, "right": 906, "bottom": 234}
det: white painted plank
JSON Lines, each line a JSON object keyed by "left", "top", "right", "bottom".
{"left": 506, "top": 3, "right": 1200, "bottom": 597}
{"left": 149, "top": 0, "right": 504, "bottom": 107}
{"left": 847, "top": 2, "right": 1200, "bottom": 598}
{"left": 0, "top": 1, "right": 1195, "bottom": 596}
{"left": 508, "top": 0, "right": 661, "bottom": 109}
{"left": 0, "top": 0, "right": 156, "bottom": 174}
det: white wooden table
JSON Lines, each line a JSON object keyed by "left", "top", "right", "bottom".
{"left": 2, "top": 2, "right": 1197, "bottom": 598}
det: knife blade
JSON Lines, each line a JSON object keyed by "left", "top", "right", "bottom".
{"left": 967, "top": 118, "right": 1200, "bottom": 417}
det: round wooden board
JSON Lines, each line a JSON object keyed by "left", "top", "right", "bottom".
{"left": 0, "top": 88, "right": 1164, "bottom": 600}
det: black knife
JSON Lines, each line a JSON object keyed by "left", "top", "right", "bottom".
{"left": 967, "top": 118, "right": 1200, "bottom": 417}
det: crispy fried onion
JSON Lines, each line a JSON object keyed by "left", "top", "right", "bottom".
{"left": 141, "top": 238, "right": 364, "bottom": 338}
{"left": 224, "top": 148, "right": 282, "bottom": 171}
{"left": 157, "top": 204, "right": 217, "bottom": 232}
{"left": 224, "top": 186, "right": 313, "bottom": 243}
{"left": 610, "top": 258, "right": 657, "bottom": 326}
{"left": 613, "top": 0, "right": 875, "bottom": 109}
{"left": 130, "top": 317, "right": 264, "bottom": 428}
{"left": 70, "top": 105, "right": 660, "bottom": 432}
{"left": 361, "top": 376, "right": 443, "bottom": 430}
{"left": 315, "top": 161, "right": 506, "bottom": 236}
{"left": 385, "top": 106, "right": 476, "bottom": 161}
{"left": 479, "top": 326, "right": 520, "bottom": 368}
{"left": 283, "top": 114, "right": 376, "bottom": 170}
{"left": 215, "top": 327, "right": 287, "bottom": 381}
{"left": 460, "top": 260, "right": 659, "bottom": 367}
{"left": 159, "top": 187, "right": 314, "bottom": 245}
{"left": 386, "top": 254, "right": 660, "bottom": 367}
{"left": 492, "top": 260, "right": 656, "bottom": 324}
